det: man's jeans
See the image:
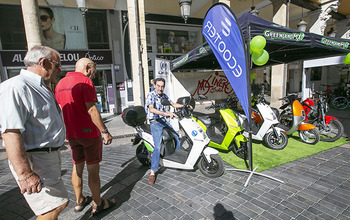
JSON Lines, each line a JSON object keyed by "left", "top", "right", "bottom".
{"left": 150, "top": 118, "right": 180, "bottom": 172}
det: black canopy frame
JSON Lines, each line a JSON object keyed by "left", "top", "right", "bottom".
{"left": 171, "top": 12, "right": 350, "bottom": 71}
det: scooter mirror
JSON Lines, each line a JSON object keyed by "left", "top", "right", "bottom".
{"left": 198, "top": 95, "right": 207, "bottom": 100}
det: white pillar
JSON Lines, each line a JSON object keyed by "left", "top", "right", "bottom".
{"left": 270, "top": 0, "right": 288, "bottom": 108}
{"left": 20, "top": 0, "right": 43, "bottom": 50}
{"left": 127, "top": 0, "right": 143, "bottom": 105}
{"left": 138, "top": 0, "right": 150, "bottom": 96}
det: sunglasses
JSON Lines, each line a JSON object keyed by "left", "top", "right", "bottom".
{"left": 40, "top": 15, "right": 51, "bottom": 22}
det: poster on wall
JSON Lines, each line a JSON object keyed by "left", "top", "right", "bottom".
{"left": 39, "top": 7, "right": 87, "bottom": 50}
{"left": 154, "top": 58, "right": 190, "bottom": 102}
{"left": 173, "top": 71, "right": 234, "bottom": 100}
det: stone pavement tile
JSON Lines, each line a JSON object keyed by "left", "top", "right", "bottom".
{"left": 250, "top": 198, "right": 271, "bottom": 210}
{"left": 160, "top": 194, "right": 182, "bottom": 207}
{"left": 176, "top": 202, "right": 194, "bottom": 215}
{"left": 312, "top": 202, "right": 340, "bottom": 218}
{"left": 277, "top": 211, "right": 293, "bottom": 220}
{"left": 281, "top": 200, "right": 305, "bottom": 214}
{"left": 230, "top": 209, "right": 250, "bottom": 220}
{"left": 235, "top": 204, "right": 259, "bottom": 219}
{"left": 188, "top": 210, "right": 205, "bottom": 219}
{"left": 322, "top": 194, "right": 349, "bottom": 209}
{"left": 154, "top": 198, "right": 171, "bottom": 210}
{"left": 257, "top": 194, "right": 278, "bottom": 208}
{"left": 307, "top": 206, "right": 334, "bottom": 219}
{"left": 326, "top": 191, "right": 350, "bottom": 205}
{"left": 278, "top": 183, "right": 300, "bottom": 194}
{"left": 167, "top": 206, "right": 185, "bottom": 218}
{"left": 192, "top": 196, "right": 211, "bottom": 208}
{"left": 179, "top": 214, "right": 194, "bottom": 220}
{"left": 219, "top": 197, "right": 241, "bottom": 209}
{"left": 157, "top": 208, "right": 177, "bottom": 220}
{"left": 300, "top": 187, "right": 326, "bottom": 200}
{"left": 295, "top": 215, "right": 312, "bottom": 220}
{"left": 126, "top": 198, "right": 142, "bottom": 209}
{"left": 318, "top": 199, "right": 347, "bottom": 214}
{"left": 260, "top": 191, "right": 284, "bottom": 204}
{"left": 296, "top": 190, "right": 320, "bottom": 203}
{"left": 136, "top": 205, "right": 153, "bottom": 216}
{"left": 331, "top": 188, "right": 350, "bottom": 201}
{"left": 340, "top": 207, "right": 350, "bottom": 218}
{"left": 286, "top": 197, "right": 310, "bottom": 210}
{"left": 198, "top": 206, "right": 214, "bottom": 218}
{"left": 275, "top": 203, "right": 299, "bottom": 218}
{"left": 259, "top": 211, "right": 280, "bottom": 220}
{"left": 235, "top": 191, "right": 253, "bottom": 201}
{"left": 240, "top": 200, "right": 265, "bottom": 215}
{"left": 317, "top": 175, "right": 343, "bottom": 189}
{"left": 197, "top": 191, "right": 219, "bottom": 204}
{"left": 147, "top": 201, "right": 163, "bottom": 212}
{"left": 185, "top": 198, "right": 203, "bottom": 210}
{"left": 267, "top": 206, "right": 284, "bottom": 217}
{"left": 254, "top": 214, "right": 269, "bottom": 220}
{"left": 287, "top": 177, "right": 313, "bottom": 189}
{"left": 269, "top": 187, "right": 293, "bottom": 200}
{"left": 244, "top": 184, "right": 266, "bottom": 196}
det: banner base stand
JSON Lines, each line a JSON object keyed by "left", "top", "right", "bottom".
{"left": 226, "top": 166, "right": 284, "bottom": 188}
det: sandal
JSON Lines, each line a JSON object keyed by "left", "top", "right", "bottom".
{"left": 91, "top": 199, "right": 116, "bottom": 216}
{"left": 74, "top": 196, "right": 92, "bottom": 212}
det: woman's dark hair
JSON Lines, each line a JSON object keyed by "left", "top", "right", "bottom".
{"left": 154, "top": 78, "right": 165, "bottom": 86}
{"left": 39, "top": 7, "right": 54, "bottom": 19}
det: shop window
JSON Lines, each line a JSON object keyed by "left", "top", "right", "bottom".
{"left": 86, "top": 10, "right": 109, "bottom": 49}
{"left": 310, "top": 67, "right": 322, "bottom": 81}
{"left": 0, "top": 5, "right": 26, "bottom": 50}
{"left": 156, "top": 29, "right": 198, "bottom": 54}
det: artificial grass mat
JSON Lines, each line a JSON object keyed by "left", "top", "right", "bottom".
{"left": 219, "top": 135, "right": 350, "bottom": 172}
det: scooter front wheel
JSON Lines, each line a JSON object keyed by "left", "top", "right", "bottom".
{"left": 198, "top": 154, "right": 224, "bottom": 178}
{"left": 136, "top": 143, "right": 151, "bottom": 166}
{"left": 263, "top": 131, "right": 288, "bottom": 150}
{"left": 299, "top": 128, "right": 320, "bottom": 145}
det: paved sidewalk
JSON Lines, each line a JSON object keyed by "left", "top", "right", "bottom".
{"left": 0, "top": 108, "right": 349, "bottom": 219}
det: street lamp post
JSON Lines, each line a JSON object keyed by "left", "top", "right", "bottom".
{"left": 179, "top": 0, "right": 191, "bottom": 23}
{"left": 76, "top": 0, "right": 88, "bottom": 16}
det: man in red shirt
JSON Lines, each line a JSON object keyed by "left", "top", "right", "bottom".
{"left": 55, "top": 58, "right": 115, "bottom": 215}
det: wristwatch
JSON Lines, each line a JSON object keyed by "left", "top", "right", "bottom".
{"left": 101, "top": 128, "right": 109, "bottom": 134}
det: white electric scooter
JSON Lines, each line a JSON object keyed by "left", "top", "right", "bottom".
{"left": 236, "top": 94, "right": 288, "bottom": 150}
{"left": 122, "top": 98, "right": 225, "bottom": 178}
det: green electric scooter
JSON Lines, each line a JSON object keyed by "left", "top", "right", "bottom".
{"left": 191, "top": 95, "right": 248, "bottom": 159}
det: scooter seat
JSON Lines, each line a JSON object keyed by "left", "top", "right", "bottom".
{"left": 196, "top": 114, "right": 219, "bottom": 127}
{"left": 140, "top": 124, "right": 151, "bottom": 134}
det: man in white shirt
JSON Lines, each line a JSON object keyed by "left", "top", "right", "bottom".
{"left": 0, "top": 45, "right": 69, "bottom": 219}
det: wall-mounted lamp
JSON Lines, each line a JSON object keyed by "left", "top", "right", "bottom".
{"left": 297, "top": 20, "right": 307, "bottom": 32}
{"left": 76, "top": 0, "right": 88, "bottom": 17}
{"left": 249, "top": 6, "right": 259, "bottom": 16}
{"left": 179, "top": 0, "right": 192, "bottom": 23}
{"left": 297, "top": 5, "right": 307, "bottom": 32}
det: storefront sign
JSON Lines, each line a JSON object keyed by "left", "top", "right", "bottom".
{"left": 0, "top": 50, "right": 113, "bottom": 67}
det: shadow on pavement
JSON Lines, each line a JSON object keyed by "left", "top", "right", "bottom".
{"left": 213, "top": 203, "right": 235, "bottom": 220}
{"left": 0, "top": 187, "right": 34, "bottom": 219}
{"left": 78, "top": 158, "right": 148, "bottom": 219}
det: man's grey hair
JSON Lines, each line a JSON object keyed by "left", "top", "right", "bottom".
{"left": 23, "top": 45, "right": 60, "bottom": 67}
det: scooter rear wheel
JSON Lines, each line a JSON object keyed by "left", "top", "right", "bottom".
{"left": 298, "top": 128, "right": 320, "bottom": 145}
{"left": 317, "top": 119, "right": 344, "bottom": 142}
{"left": 198, "top": 154, "right": 224, "bottom": 178}
{"left": 263, "top": 131, "right": 288, "bottom": 150}
{"left": 136, "top": 143, "right": 151, "bottom": 166}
